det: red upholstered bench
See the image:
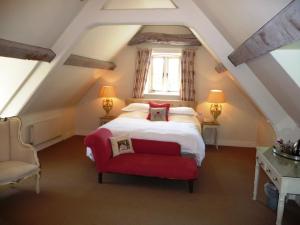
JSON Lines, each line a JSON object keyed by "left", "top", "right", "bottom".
{"left": 84, "top": 128, "right": 198, "bottom": 193}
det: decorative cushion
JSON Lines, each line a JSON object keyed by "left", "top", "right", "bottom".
{"left": 147, "top": 102, "right": 170, "bottom": 121}
{"left": 110, "top": 135, "right": 134, "bottom": 157}
{"left": 149, "top": 107, "right": 167, "bottom": 121}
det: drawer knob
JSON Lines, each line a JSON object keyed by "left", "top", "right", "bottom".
{"left": 266, "top": 169, "right": 271, "bottom": 173}
{"left": 273, "top": 177, "right": 278, "bottom": 182}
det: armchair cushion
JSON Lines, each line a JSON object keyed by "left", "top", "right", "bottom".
{"left": 0, "top": 161, "right": 39, "bottom": 184}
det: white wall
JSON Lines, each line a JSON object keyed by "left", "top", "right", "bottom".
{"left": 76, "top": 44, "right": 266, "bottom": 147}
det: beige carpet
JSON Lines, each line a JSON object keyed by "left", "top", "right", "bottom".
{"left": 0, "top": 136, "right": 299, "bottom": 225}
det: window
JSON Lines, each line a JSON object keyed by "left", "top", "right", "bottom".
{"left": 145, "top": 50, "right": 181, "bottom": 95}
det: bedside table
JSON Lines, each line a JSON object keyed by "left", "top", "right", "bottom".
{"left": 201, "top": 121, "right": 220, "bottom": 150}
{"left": 99, "top": 115, "right": 116, "bottom": 126}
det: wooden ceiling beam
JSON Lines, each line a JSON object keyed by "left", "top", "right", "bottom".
{"left": 228, "top": 0, "right": 300, "bottom": 66}
{"left": 128, "top": 32, "right": 201, "bottom": 46}
{"left": 0, "top": 38, "right": 56, "bottom": 62}
{"left": 64, "top": 54, "right": 116, "bottom": 70}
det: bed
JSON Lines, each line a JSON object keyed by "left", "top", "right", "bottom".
{"left": 86, "top": 98, "right": 205, "bottom": 166}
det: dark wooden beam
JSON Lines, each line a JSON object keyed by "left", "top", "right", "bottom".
{"left": 64, "top": 54, "right": 116, "bottom": 70}
{"left": 228, "top": 0, "right": 300, "bottom": 66}
{"left": 0, "top": 38, "right": 56, "bottom": 62}
{"left": 215, "top": 63, "right": 227, "bottom": 73}
{"left": 128, "top": 32, "right": 201, "bottom": 46}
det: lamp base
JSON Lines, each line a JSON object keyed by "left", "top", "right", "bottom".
{"left": 210, "top": 103, "right": 222, "bottom": 122}
{"left": 102, "top": 98, "right": 113, "bottom": 115}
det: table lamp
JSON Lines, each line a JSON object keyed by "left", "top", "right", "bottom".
{"left": 99, "top": 86, "right": 116, "bottom": 115}
{"left": 207, "top": 89, "right": 225, "bottom": 122}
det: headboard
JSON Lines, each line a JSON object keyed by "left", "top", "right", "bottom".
{"left": 125, "top": 98, "right": 196, "bottom": 109}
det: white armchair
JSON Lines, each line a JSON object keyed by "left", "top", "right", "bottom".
{"left": 0, "top": 117, "right": 40, "bottom": 193}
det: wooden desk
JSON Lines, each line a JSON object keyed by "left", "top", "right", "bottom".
{"left": 253, "top": 147, "right": 300, "bottom": 225}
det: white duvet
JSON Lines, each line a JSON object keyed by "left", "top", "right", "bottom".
{"left": 87, "top": 111, "right": 205, "bottom": 165}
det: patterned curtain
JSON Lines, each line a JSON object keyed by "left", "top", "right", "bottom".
{"left": 180, "top": 48, "right": 196, "bottom": 101}
{"left": 132, "top": 48, "right": 152, "bottom": 98}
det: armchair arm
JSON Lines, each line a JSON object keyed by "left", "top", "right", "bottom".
{"left": 132, "top": 139, "right": 181, "bottom": 156}
{"left": 11, "top": 142, "right": 39, "bottom": 166}
{"left": 9, "top": 117, "right": 39, "bottom": 166}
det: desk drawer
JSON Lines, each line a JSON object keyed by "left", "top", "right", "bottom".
{"left": 257, "top": 154, "right": 281, "bottom": 189}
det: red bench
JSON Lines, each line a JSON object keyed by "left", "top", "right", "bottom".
{"left": 84, "top": 128, "right": 198, "bottom": 192}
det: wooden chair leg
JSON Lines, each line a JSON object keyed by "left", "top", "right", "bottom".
{"left": 35, "top": 171, "right": 40, "bottom": 194}
{"left": 98, "top": 173, "right": 103, "bottom": 184}
{"left": 188, "top": 180, "right": 194, "bottom": 193}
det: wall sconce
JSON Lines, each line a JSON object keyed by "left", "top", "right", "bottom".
{"left": 207, "top": 90, "right": 225, "bottom": 122}
{"left": 99, "top": 85, "right": 116, "bottom": 115}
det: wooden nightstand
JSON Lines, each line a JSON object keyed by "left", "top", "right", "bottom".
{"left": 201, "top": 120, "right": 220, "bottom": 150}
{"left": 99, "top": 115, "right": 116, "bottom": 126}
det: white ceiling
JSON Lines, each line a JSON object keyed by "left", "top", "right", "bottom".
{"left": 21, "top": 25, "right": 141, "bottom": 114}
{"left": 194, "top": 0, "right": 300, "bottom": 126}
{"left": 73, "top": 25, "right": 141, "bottom": 61}
{"left": 0, "top": 0, "right": 85, "bottom": 48}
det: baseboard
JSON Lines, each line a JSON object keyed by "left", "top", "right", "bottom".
{"left": 35, "top": 129, "right": 75, "bottom": 151}
{"left": 218, "top": 139, "right": 256, "bottom": 148}
{"left": 75, "top": 129, "right": 92, "bottom": 136}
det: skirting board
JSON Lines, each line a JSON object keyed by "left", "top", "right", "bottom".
{"left": 218, "top": 139, "right": 256, "bottom": 148}
{"left": 35, "top": 130, "right": 75, "bottom": 151}
{"left": 76, "top": 129, "right": 92, "bottom": 136}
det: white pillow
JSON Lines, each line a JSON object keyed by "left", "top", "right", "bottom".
{"left": 110, "top": 135, "right": 134, "bottom": 157}
{"left": 169, "top": 107, "right": 196, "bottom": 116}
{"left": 121, "top": 103, "right": 149, "bottom": 112}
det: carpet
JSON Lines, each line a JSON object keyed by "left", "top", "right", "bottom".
{"left": 0, "top": 136, "right": 299, "bottom": 225}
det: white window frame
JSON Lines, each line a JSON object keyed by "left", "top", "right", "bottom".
{"left": 144, "top": 49, "right": 182, "bottom": 96}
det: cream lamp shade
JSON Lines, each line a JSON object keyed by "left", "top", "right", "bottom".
{"left": 99, "top": 86, "right": 116, "bottom": 98}
{"left": 207, "top": 90, "right": 225, "bottom": 103}
{"left": 99, "top": 86, "right": 116, "bottom": 116}
{"left": 207, "top": 90, "right": 225, "bottom": 122}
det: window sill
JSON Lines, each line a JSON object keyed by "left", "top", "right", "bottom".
{"left": 144, "top": 92, "right": 180, "bottom": 96}
{"left": 143, "top": 92, "right": 180, "bottom": 100}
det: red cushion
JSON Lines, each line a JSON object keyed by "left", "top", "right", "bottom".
{"left": 147, "top": 101, "right": 170, "bottom": 121}
{"left": 105, "top": 153, "right": 198, "bottom": 180}
{"left": 132, "top": 138, "right": 180, "bottom": 155}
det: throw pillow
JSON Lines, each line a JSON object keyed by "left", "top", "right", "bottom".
{"left": 149, "top": 107, "right": 167, "bottom": 121}
{"left": 110, "top": 135, "right": 134, "bottom": 157}
{"left": 147, "top": 101, "right": 170, "bottom": 121}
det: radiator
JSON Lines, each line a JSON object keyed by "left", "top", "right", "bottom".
{"left": 30, "top": 117, "right": 62, "bottom": 146}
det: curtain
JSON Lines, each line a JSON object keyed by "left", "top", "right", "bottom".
{"left": 180, "top": 48, "right": 196, "bottom": 101}
{"left": 132, "top": 48, "right": 152, "bottom": 98}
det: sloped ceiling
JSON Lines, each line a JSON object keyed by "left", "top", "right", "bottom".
{"left": 21, "top": 25, "right": 141, "bottom": 114}
{"left": 193, "top": 0, "right": 300, "bottom": 127}
{"left": 0, "top": 0, "right": 86, "bottom": 48}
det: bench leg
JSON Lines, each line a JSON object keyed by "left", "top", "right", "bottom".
{"left": 188, "top": 180, "right": 194, "bottom": 193}
{"left": 98, "top": 173, "right": 102, "bottom": 184}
